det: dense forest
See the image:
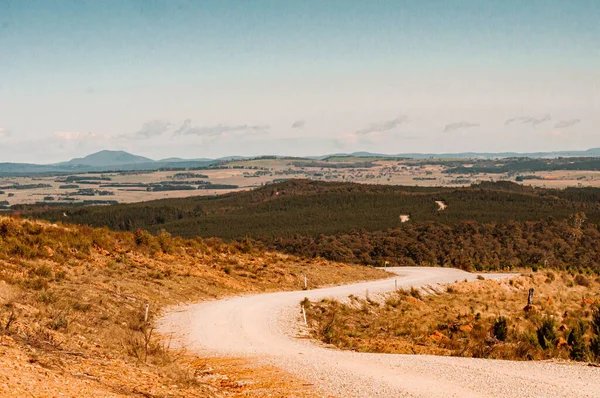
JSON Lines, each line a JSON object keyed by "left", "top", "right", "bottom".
{"left": 19, "top": 179, "right": 600, "bottom": 273}
{"left": 444, "top": 157, "right": 600, "bottom": 174}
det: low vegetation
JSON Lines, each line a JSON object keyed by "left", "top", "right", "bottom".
{"left": 0, "top": 216, "right": 386, "bottom": 397}
{"left": 304, "top": 271, "right": 600, "bottom": 362}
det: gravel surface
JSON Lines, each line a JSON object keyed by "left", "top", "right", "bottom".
{"left": 158, "top": 267, "right": 600, "bottom": 397}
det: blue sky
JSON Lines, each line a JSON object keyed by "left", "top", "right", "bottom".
{"left": 0, "top": 0, "right": 598, "bottom": 162}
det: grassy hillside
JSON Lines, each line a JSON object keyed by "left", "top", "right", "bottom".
{"left": 0, "top": 216, "right": 386, "bottom": 397}
{"left": 304, "top": 271, "right": 600, "bottom": 363}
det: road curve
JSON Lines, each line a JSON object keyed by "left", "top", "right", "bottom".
{"left": 158, "top": 267, "right": 600, "bottom": 397}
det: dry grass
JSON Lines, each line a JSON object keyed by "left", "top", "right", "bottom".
{"left": 0, "top": 216, "right": 386, "bottom": 397}
{"left": 304, "top": 270, "right": 600, "bottom": 362}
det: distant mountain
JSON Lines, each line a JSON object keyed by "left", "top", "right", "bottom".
{"left": 159, "top": 157, "right": 213, "bottom": 162}
{"left": 2, "top": 147, "right": 600, "bottom": 176}
{"left": 61, "top": 150, "right": 154, "bottom": 167}
{"left": 321, "top": 148, "right": 600, "bottom": 160}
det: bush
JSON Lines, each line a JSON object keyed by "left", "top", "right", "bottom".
{"left": 591, "top": 306, "right": 600, "bottom": 335}
{"left": 591, "top": 336, "right": 600, "bottom": 362}
{"left": 575, "top": 274, "right": 591, "bottom": 287}
{"left": 591, "top": 306, "right": 600, "bottom": 362}
{"left": 156, "top": 229, "right": 173, "bottom": 254}
{"left": 567, "top": 320, "right": 587, "bottom": 361}
{"left": 537, "top": 318, "right": 557, "bottom": 350}
{"left": 493, "top": 316, "right": 508, "bottom": 341}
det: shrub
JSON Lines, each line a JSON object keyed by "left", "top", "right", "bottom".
{"left": 31, "top": 264, "right": 53, "bottom": 278}
{"left": 591, "top": 306, "right": 600, "bottom": 336}
{"left": 591, "top": 306, "right": 600, "bottom": 362}
{"left": 134, "top": 229, "right": 152, "bottom": 246}
{"left": 24, "top": 277, "right": 49, "bottom": 291}
{"left": 536, "top": 318, "right": 557, "bottom": 350}
{"left": 39, "top": 290, "right": 57, "bottom": 304}
{"left": 409, "top": 287, "right": 422, "bottom": 300}
{"left": 567, "top": 320, "right": 587, "bottom": 361}
{"left": 493, "top": 316, "right": 508, "bottom": 341}
{"left": 156, "top": 229, "right": 173, "bottom": 254}
{"left": 575, "top": 274, "right": 591, "bottom": 287}
{"left": 49, "top": 315, "right": 68, "bottom": 331}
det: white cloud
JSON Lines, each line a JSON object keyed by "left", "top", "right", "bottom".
{"left": 133, "top": 120, "right": 172, "bottom": 139}
{"left": 173, "top": 119, "right": 270, "bottom": 137}
{"left": 54, "top": 131, "right": 102, "bottom": 141}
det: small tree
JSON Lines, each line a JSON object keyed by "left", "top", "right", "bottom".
{"left": 537, "top": 318, "right": 557, "bottom": 350}
{"left": 493, "top": 316, "right": 508, "bottom": 341}
{"left": 567, "top": 320, "right": 587, "bottom": 361}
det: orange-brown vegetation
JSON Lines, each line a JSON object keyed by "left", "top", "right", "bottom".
{"left": 304, "top": 271, "right": 600, "bottom": 362}
{"left": 0, "top": 216, "right": 386, "bottom": 397}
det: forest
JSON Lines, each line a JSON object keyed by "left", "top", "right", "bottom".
{"left": 18, "top": 179, "right": 600, "bottom": 273}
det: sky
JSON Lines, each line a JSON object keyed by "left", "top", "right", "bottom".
{"left": 0, "top": 0, "right": 599, "bottom": 163}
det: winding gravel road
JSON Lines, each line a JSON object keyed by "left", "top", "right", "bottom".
{"left": 158, "top": 267, "right": 600, "bottom": 397}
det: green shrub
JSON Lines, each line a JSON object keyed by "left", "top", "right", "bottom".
{"left": 536, "top": 318, "right": 557, "bottom": 350}
{"left": 567, "top": 320, "right": 587, "bottom": 361}
{"left": 493, "top": 316, "right": 508, "bottom": 341}
{"left": 591, "top": 306, "right": 600, "bottom": 362}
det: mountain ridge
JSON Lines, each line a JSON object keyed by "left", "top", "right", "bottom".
{"left": 1, "top": 148, "right": 600, "bottom": 176}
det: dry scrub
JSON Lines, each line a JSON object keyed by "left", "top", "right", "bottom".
{"left": 0, "top": 216, "right": 385, "bottom": 397}
{"left": 304, "top": 271, "right": 600, "bottom": 362}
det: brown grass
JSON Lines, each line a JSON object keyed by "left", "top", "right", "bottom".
{"left": 0, "top": 216, "right": 386, "bottom": 397}
{"left": 304, "top": 270, "right": 600, "bottom": 362}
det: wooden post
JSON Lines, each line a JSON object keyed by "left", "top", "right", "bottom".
{"left": 144, "top": 303, "right": 149, "bottom": 323}
{"left": 302, "top": 305, "right": 307, "bottom": 326}
{"left": 527, "top": 288, "right": 534, "bottom": 306}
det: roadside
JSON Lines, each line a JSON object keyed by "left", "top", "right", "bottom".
{"left": 159, "top": 267, "right": 600, "bottom": 397}
{"left": 0, "top": 216, "right": 386, "bottom": 397}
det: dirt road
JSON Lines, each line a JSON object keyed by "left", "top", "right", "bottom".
{"left": 158, "top": 267, "right": 600, "bottom": 397}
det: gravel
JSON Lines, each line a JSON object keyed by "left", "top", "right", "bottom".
{"left": 158, "top": 267, "right": 600, "bottom": 397}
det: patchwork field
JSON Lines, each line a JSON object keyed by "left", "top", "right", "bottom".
{"left": 3, "top": 157, "right": 600, "bottom": 207}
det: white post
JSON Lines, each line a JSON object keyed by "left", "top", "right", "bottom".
{"left": 304, "top": 275, "right": 307, "bottom": 290}
{"left": 395, "top": 279, "right": 397, "bottom": 291}
{"left": 144, "top": 303, "right": 149, "bottom": 323}
{"left": 302, "top": 305, "right": 307, "bottom": 326}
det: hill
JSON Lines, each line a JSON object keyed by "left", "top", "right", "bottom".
{"left": 4, "top": 147, "right": 600, "bottom": 176}
{"left": 23, "top": 179, "right": 600, "bottom": 238}
{"left": 319, "top": 148, "right": 600, "bottom": 160}
{"left": 20, "top": 180, "right": 600, "bottom": 273}
{"left": 61, "top": 150, "right": 154, "bottom": 167}
{"left": 0, "top": 216, "right": 384, "bottom": 397}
